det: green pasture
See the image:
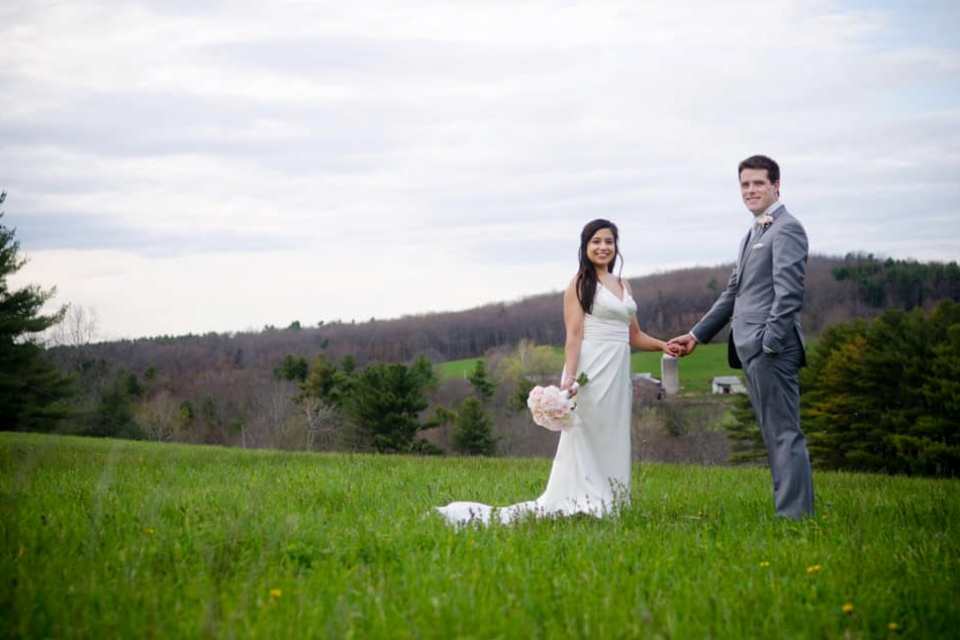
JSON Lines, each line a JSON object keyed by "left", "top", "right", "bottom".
{"left": 631, "top": 342, "right": 739, "bottom": 394}
{"left": 435, "top": 357, "right": 484, "bottom": 381}
{"left": 438, "top": 343, "right": 739, "bottom": 394}
{"left": 2, "top": 433, "right": 956, "bottom": 638}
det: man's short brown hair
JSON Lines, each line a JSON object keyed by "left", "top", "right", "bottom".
{"left": 738, "top": 155, "right": 780, "bottom": 183}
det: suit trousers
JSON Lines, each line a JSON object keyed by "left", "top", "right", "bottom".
{"left": 743, "top": 333, "right": 815, "bottom": 519}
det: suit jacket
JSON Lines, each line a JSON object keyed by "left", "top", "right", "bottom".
{"left": 692, "top": 204, "right": 808, "bottom": 369}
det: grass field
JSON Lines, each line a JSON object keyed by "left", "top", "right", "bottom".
{"left": 435, "top": 357, "right": 484, "bottom": 381}
{"left": 630, "top": 343, "right": 739, "bottom": 394}
{"left": 438, "top": 344, "right": 739, "bottom": 394}
{"left": 3, "top": 433, "right": 957, "bottom": 638}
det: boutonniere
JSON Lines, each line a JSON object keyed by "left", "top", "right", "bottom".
{"left": 755, "top": 213, "right": 774, "bottom": 230}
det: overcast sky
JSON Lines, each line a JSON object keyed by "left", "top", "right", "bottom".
{"left": 4, "top": 1, "right": 959, "bottom": 340}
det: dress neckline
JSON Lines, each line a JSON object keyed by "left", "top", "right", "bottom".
{"left": 597, "top": 279, "right": 627, "bottom": 302}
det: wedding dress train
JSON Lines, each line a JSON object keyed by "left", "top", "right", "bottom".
{"left": 436, "top": 283, "right": 636, "bottom": 525}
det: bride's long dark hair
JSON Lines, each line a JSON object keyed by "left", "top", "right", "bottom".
{"left": 576, "top": 218, "right": 623, "bottom": 314}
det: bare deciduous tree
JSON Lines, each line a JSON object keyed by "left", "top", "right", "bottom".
{"left": 136, "top": 391, "right": 180, "bottom": 442}
{"left": 47, "top": 304, "right": 99, "bottom": 349}
{"left": 301, "top": 396, "right": 341, "bottom": 451}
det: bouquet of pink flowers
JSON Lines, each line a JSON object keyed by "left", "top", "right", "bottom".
{"left": 526, "top": 374, "right": 588, "bottom": 432}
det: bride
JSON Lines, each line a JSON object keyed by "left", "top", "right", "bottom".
{"left": 437, "top": 219, "right": 679, "bottom": 525}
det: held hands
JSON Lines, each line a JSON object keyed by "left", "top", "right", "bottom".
{"left": 661, "top": 340, "right": 684, "bottom": 358}
{"left": 666, "top": 334, "right": 698, "bottom": 357}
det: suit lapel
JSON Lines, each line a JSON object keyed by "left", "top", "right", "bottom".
{"left": 738, "top": 204, "right": 787, "bottom": 282}
{"left": 756, "top": 204, "right": 786, "bottom": 242}
{"left": 735, "top": 229, "right": 753, "bottom": 285}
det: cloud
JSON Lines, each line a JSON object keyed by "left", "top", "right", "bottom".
{"left": 14, "top": 212, "right": 299, "bottom": 256}
{"left": 3, "top": 0, "right": 959, "bottom": 338}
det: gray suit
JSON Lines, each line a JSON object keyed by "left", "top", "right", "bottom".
{"left": 692, "top": 204, "right": 814, "bottom": 518}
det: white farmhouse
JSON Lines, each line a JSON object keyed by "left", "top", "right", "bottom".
{"left": 712, "top": 375, "right": 746, "bottom": 395}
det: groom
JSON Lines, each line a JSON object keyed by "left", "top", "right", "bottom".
{"left": 669, "top": 155, "right": 814, "bottom": 519}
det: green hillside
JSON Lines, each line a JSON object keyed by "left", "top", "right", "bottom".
{"left": 3, "top": 433, "right": 956, "bottom": 638}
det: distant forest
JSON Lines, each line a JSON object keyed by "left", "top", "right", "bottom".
{"left": 38, "top": 253, "right": 959, "bottom": 452}
{"left": 61, "top": 253, "right": 960, "bottom": 376}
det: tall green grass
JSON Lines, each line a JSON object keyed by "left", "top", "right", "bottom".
{"left": 3, "top": 432, "right": 956, "bottom": 638}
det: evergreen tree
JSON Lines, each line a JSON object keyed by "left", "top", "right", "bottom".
{"left": 301, "top": 354, "right": 340, "bottom": 404}
{"left": 124, "top": 372, "right": 144, "bottom": 398}
{"left": 723, "top": 393, "right": 766, "bottom": 463}
{"left": 199, "top": 396, "right": 222, "bottom": 443}
{"left": 84, "top": 372, "right": 143, "bottom": 439}
{"left": 802, "top": 301, "right": 960, "bottom": 476}
{"left": 508, "top": 377, "right": 536, "bottom": 412}
{"left": 343, "top": 362, "right": 431, "bottom": 453}
{"left": 896, "top": 301, "right": 960, "bottom": 475}
{"left": 0, "top": 191, "right": 73, "bottom": 431}
{"left": 178, "top": 401, "right": 195, "bottom": 435}
{"left": 452, "top": 396, "right": 496, "bottom": 456}
{"left": 832, "top": 252, "right": 960, "bottom": 309}
{"left": 410, "top": 355, "right": 437, "bottom": 391}
{"left": 467, "top": 359, "right": 496, "bottom": 402}
{"left": 274, "top": 354, "right": 308, "bottom": 382}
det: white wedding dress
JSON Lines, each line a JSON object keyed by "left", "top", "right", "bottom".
{"left": 437, "top": 282, "right": 636, "bottom": 525}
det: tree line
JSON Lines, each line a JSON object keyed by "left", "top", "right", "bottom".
{"left": 2, "top": 191, "right": 958, "bottom": 475}
{"left": 725, "top": 300, "right": 960, "bottom": 477}
{"left": 54, "top": 253, "right": 960, "bottom": 384}
{"left": 273, "top": 352, "right": 500, "bottom": 456}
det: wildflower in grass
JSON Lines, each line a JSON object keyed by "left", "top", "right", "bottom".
{"left": 888, "top": 622, "right": 898, "bottom": 631}
{"left": 759, "top": 561, "right": 770, "bottom": 568}
{"left": 842, "top": 602, "right": 854, "bottom": 615}
{"left": 144, "top": 527, "right": 155, "bottom": 536}
{"left": 805, "top": 564, "right": 822, "bottom": 575}
{"left": 270, "top": 588, "right": 282, "bottom": 599}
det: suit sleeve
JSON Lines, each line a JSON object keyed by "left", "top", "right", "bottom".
{"left": 762, "top": 219, "right": 808, "bottom": 354}
{"left": 691, "top": 233, "right": 749, "bottom": 343}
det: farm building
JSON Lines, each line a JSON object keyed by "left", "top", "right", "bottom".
{"left": 711, "top": 376, "right": 746, "bottom": 395}
{"left": 632, "top": 373, "right": 664, "bottom": 402}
